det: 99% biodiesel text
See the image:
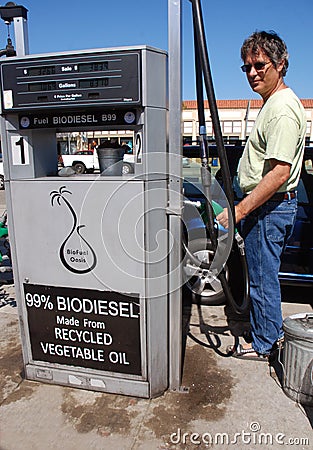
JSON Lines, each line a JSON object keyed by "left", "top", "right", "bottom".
{"left": 26, "top": 293, "right": 54, "bottom": 310}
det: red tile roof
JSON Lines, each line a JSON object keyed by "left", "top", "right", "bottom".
{"left": 183, "top": 99, "right": 313, "bottom": 109}
{"left": 301, "top": 99, "right": 313, "bottom": 108}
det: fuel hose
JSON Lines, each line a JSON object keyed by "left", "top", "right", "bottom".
{"left": 187, "top": 0, "right": 250, "bottom": 315}
{"left": 193, "top": 17, "right": 217, "bottom": 253}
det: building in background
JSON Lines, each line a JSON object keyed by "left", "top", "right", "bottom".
{"left": 57, "top": 99, "right": 313, "bottom": 155}
{"left": 182, "top": 99, "right": 313, "bottom": 145}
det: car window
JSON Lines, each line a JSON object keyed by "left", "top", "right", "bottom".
{"left": 299, "top": 152, "right": 313, "bottom": 205}
{"left": 182, "top": 145, "right": 313, "bottom": 208}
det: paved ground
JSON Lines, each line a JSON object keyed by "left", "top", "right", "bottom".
{"left": 0, "top": 190, "right": 313, "bottom": 449}
{"left": 1, "top": 284, "right": 313, "bottom": 450}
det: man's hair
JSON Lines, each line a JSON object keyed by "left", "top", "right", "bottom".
{"left": 241, "top": 30, "right": 289, "bottom": 77}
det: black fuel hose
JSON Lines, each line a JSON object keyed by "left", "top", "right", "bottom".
{"left": 193, "top": 20, "right": 217, "bottom": 252}
{"left": 190, "top": 0, "right": 235, "bottom": 220}
{"left": 189, "top": 0, "right": 250, "bottom": 315}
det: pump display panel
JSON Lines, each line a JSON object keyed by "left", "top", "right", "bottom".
{"left": 0, "top": 49, "right": 141, "bottom": 111}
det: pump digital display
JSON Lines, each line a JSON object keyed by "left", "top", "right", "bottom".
{"left": 78, "top": 62, "right": 109, "bottom": 72}
{"left": 79, "top": 78, "right": 110, "bottom": 89}
{"left": 27, "top": 78, "right": 111, "bottom": 92}
{"left": 28, "top": 81, "right": 57, "bottom": 92}
{"left": 26, "top": 65, "right": 56, "bottom": 76}
{"left": 0, "top": 49, "right": 141, "bottom": 110}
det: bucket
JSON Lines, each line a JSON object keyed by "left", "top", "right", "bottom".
{"left": 96, "top": 147, "right": 124, "bottom": 176}
{"left": 282, "top": 313, "right": 313, "bottom": 405}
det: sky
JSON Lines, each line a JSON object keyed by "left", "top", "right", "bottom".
{"left": 0, "top": 0, "right": 312, "bottom": 100}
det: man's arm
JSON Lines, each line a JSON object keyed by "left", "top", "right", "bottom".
{"left": 216, "top": 159, "right": 291, "bottom": 229}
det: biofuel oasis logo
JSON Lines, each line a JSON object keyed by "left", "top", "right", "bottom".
{"left": 50, "top": 186, "right": 97, "bottom": 274}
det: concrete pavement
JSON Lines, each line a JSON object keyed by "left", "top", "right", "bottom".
{"left": 0, "top": 283, "right": 313, "bottom": 450}
{"left": 0, "top": 189, "right": 312, "bottom": 449}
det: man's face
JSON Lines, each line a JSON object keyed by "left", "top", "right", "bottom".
{"left": 243, "top": 49, "right": 284, "bottom": 100}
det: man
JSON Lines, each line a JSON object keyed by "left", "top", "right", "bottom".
{"left": 217, "top": 31, "right": 306, "bottom": 360}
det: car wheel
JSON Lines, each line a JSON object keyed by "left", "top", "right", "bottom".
{"left": 122, "top": 162, "right": 134, "bottom": 174}
{"left": 184, "top": 238, "right": 227, "bottom": 305}
{"left": 0, "top": 175, "right": 4, "bottom": 190}
{"left": 72, "top": 162, "right": 86, "bottom": 174}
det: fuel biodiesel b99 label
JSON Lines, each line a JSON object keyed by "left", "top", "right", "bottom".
{"left": 24, "top": 284, "right": 142, "bottom": 376}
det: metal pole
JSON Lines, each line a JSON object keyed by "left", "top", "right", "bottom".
{"left": 244, "top": 99, "right": 250, "bottom": 141}
{"left": 13, "top": 14, "right": 29, "bottom": 56}
{"left": 168, "top": 0, "right": 183, "bottom": 392}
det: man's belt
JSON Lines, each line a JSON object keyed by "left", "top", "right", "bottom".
{"left": 269, "top": 191, "right": 296, "bottom": 202}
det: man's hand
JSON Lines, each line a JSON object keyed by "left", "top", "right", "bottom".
{"left": 216, "top": 208, "right": 229, "bottom": 229}
{"left": 216, "top": 205, "right": 243, "bottom": 229}
{"left": 216, "top": 159, "right": 291, "bottom": 229}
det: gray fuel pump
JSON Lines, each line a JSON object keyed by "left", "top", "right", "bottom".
{"left": 0, "top": 1, "right": 184, "bottom": 398}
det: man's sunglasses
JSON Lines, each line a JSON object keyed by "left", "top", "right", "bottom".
{"left": 241, "top": 61, "right": 271, "bottom": 73}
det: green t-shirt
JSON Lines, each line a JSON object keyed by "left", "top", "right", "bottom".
{"left": 238, "top": 88, "right": 306, "bottom": 194}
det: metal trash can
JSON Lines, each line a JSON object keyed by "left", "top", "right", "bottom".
{"left": 96, "top": 147, "right": 125, "bottom": 176}
{"left": 282, "top": 313, "right": 313, "bottom": 405}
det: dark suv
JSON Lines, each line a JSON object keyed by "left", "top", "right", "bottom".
{"left": 183, "top": 144, "right": 313, "bottom": 303}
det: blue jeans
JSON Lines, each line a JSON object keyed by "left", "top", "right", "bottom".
{"left": 241, "top": 196, "right": 297, "bottom": 355}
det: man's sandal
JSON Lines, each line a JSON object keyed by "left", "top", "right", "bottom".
{"left": 226, "top": 344, "right": 269, "bottom": 362}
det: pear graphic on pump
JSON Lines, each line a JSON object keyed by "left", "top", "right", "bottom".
{"left": 50, "top": 186, "right": 97, "bottom": 274}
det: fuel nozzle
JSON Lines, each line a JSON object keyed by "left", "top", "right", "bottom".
{"left": 5, "top": 37, "right": 15, "bottom": 56}
{"left": 0, "top": 37, "right": 16, "bottom": 57}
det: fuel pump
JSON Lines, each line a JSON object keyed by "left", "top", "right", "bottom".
{"left": 0, "top": 2, "right": 175, "bottom": 397}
